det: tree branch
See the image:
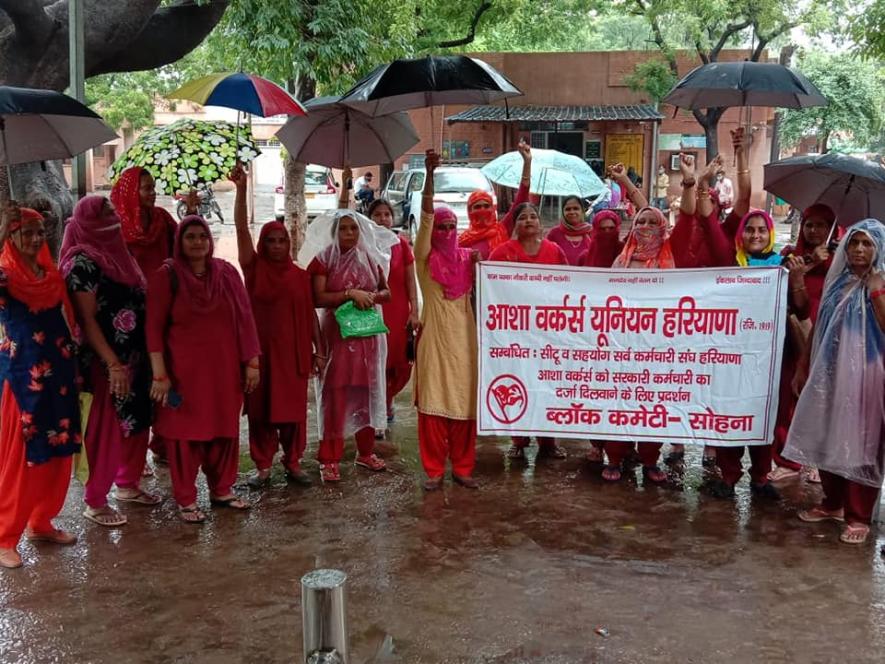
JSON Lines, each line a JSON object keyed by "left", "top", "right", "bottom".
{"left": 88, "top": 0, "right": 229, "bottom": 76}
{"left": 708, "top": 18, "right": 754, "bottom": 61}
{"left": 632, "top": 0, "right": 678, "bottom": 76}
{"left": 437, "top": 0, "right": 493, "bottom": 48}
{"left": 0, "top": 0, "right": 56, "bottom": 44}
{"left": 751, "top": 21, "right": 798, "bottom": 61}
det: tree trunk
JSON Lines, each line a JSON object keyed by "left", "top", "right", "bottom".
{"left": 820, "top": 132, "right": 830, "bottom": 154}
{"left": 0, "top": 0, "right": 229, "bottom": 254}
{"left": 285, "top": 74, "right": 316, "bottom": 258}
{"left": 285, "top": 157, "right": 308, "bottom": 258}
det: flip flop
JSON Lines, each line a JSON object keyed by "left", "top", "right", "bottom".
{"left": 115, "top": 489, "right": 162, "bottom": 505}
{"left": 178, "top": 506, "right": 206, "bottom": 524}
{"left": 83, "top": 507, "right": 127, "bottom": 527}
{"left": 209, "top": 495, "right": 250, "bottom": 510}
{"left": 26, "top": 528, "right": 77, "bottom": 545}
{"left": 840, "top": 524, "right": 870, "bottom": 545}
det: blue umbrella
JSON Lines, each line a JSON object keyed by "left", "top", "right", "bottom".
{"left": 481, "top": 148, "right": 606, "bottom": 198}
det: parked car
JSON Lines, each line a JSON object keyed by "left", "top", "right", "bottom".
{"left": 382, "top": 166, "right": 496, "bottom": 241}
{"left": 274, "top": 164, "right": 338, "bottom": 220}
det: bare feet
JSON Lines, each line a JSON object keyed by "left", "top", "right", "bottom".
{"left": 25, "top": 528, "right": 77, "bottom": 545}
{"left": 0, "top": 548, "right": 22, "bottom": 569}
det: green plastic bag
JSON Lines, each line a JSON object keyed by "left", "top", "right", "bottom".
{"left": 334, "top": 300, "right": 389, "bottom": 338}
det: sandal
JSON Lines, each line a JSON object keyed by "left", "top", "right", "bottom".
{"left": 209, "top": 495, "right": 250, "bottom": 510}
{"left": 840, "top": 523, "right": 871, "bottom": 545}
{"left": 804, "top": 467, "right": 822, "bottom": 484}
{"left": 602, "top": 464, "right": 622, "bottom": 482}
{"left": 83, "top": 506, "right": 127, "bottom": 527}
{"left": 178, "top": 505, "right": 206, "bottom": 524}
{"left": 537, "top": 444, "right": 567, "bottom": 459}
{"left": 768, "top": 466, "right": 800, "bottom": 482}
{"left": 25, "top": 528, "right": 77, "bottom": 545}
{"left": 643, "top": 465, "right": 667, "bottom": 484}
{"left": 320, "top": 463, "right": 341, "bottom": 483}
{"left": 355, "top": 454, "right": 387, "bottom": 472}
{"left": 114, "top": 489, "right": 162, "bottom": 506}
{"left": 798, "top": 505, "right": 845, "bottom": 523}
{"left": 506, "top": 445, "right": 526, "bottom": 460}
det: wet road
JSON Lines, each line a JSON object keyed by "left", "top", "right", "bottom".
{"left": 2, "top": 387, "right": 884, "bottom": 664}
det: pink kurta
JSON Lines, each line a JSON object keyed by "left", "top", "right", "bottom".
{"left": 146, "top": 267, "right": 245, "bottom": 440}
{"left": 545, "top": 225, "right": 592, "bottom": 265}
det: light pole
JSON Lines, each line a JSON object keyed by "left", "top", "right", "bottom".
{"left": 68, "top": 0, "right": 86, "bottom": 199}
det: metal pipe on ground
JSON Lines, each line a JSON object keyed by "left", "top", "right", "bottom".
{"left": 302, "top": 569, "right": 348, "bottom": 664}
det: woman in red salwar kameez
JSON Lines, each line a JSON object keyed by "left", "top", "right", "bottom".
{"left": 147, "top": 216, "right": 260, "bottom": 523}
{"left": 459, "top": 140, "right": 532, "bottom": 259}
{"left": 112, "top": 167, "right": 189, "bottom": 467}
{"left": 367, "top": 197, "right": 420, "bottom": 426}
{"left": 602, "top": 207, "right": 674, "bottom": 485}
{"left": 230, "top": 168, "right": 324, "bottom": 489}
{"left": 489, "top": 202, "right": 569, "bottom": 460}
{"left": 773, "top": 204, "right": 837, "bottom": 482}
{"left": 0, "top": 204, "right": 80, "bottom": 568}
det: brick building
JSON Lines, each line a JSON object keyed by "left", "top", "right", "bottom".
{"left": 389, "top": 50, "right": 775, "bottom": 209}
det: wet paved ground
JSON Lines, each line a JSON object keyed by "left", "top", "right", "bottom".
{"left": 6, "top": 199, "right": 867, "bottom": 662}
{"left": 2, "top": 386, "right": 885, "bottom": 663}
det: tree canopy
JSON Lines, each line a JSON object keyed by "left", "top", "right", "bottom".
{"left": 778, "top": 50, "right": 884, "bottom": 154}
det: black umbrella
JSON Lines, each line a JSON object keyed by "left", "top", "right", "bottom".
{"left": 763, "top": 153, "right": 885, "bottom": 226}
{"left": 663, "top": 62, "right": 827, "bottom": 110}
{"left": 338, "top": 55, "right": 523, "bottom": 117}
{"left": 0, "top": 86, "right": 117, "bottom": 165}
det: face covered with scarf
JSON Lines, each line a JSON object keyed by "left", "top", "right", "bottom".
{"left": 613, "top": 206, "right": 673, "bottom": 268}
{"left": 459, "top": 190, "right": 508, "bottom": 250}
{"left": 59, "top": 195, "right": 147, "bottom": 290}
{"left": 430, "top": 205, "right": 473, "bottom": 300}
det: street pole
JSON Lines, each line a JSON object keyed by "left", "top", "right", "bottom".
{"left": 68, "top": 0, "right": 87, "bottom": 200}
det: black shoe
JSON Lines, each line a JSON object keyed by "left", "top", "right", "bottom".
{"left": 285, "top": 470, "right": 313, "bottom": 487}
{"left": 706, "top": 479, "right": 736, "bottom": 499}
{"left": 750, "top": 481, "right": 781, "bottom": 500}
{"left": 247, "top": 472, "right": 270, "bottom": 490}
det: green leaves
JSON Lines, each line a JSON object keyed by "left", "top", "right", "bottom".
{"left": 779, "top": 50, "right": 884, "bottom": 153}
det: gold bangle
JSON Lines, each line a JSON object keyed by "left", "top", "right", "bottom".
{"left": 697, "top": 190, "right": 710, "bottom": 198}
{"left": 737, "top": 170, "right": 750, "bottom": 175}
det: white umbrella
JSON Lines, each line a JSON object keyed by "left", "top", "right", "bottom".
{"left": 275, "top": 96, "right": 419, "bottom": 168}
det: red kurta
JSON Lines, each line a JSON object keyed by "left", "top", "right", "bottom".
{"left": 383, "top": 236, "right": 415, "bottom": 370}
{"left": 243, "top": 261, "right": 313, "bottom": 424}
{"left": 146, "top": 267, "right": 245, "bottom": 440}
{"left": 488, "top": 239, "right": 568, "bottom": 265}
{"left": 128, "top": 209, "right": 177, "bottom": 277}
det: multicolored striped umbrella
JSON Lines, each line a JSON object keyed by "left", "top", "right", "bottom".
{"left": 167, "top": 72, "right": 307, "bottom": 118}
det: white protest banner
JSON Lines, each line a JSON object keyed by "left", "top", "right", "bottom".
{"left": 477, "top": 263, "right": 787, "bottom": 446}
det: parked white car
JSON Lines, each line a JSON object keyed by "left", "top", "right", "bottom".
{"left": 273, "top": 164, "right": 338, "bottom": 220}
{"left": 382, "top": 166, "right": 496, "bottom": 241}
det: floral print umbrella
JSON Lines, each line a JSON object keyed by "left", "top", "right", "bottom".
{"left": 107, "top": 118, "right": 261, "bottom": 194}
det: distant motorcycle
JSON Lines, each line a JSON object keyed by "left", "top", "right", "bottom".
{"left": 175, "top": 185, "right": 224, "bottom": 223}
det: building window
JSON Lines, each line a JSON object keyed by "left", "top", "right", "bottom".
{"left": 530, "top": 132, "right": 548, "bottom": 149}
{"left": 584, "top": 140, "right": 602, "bottom": 160}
